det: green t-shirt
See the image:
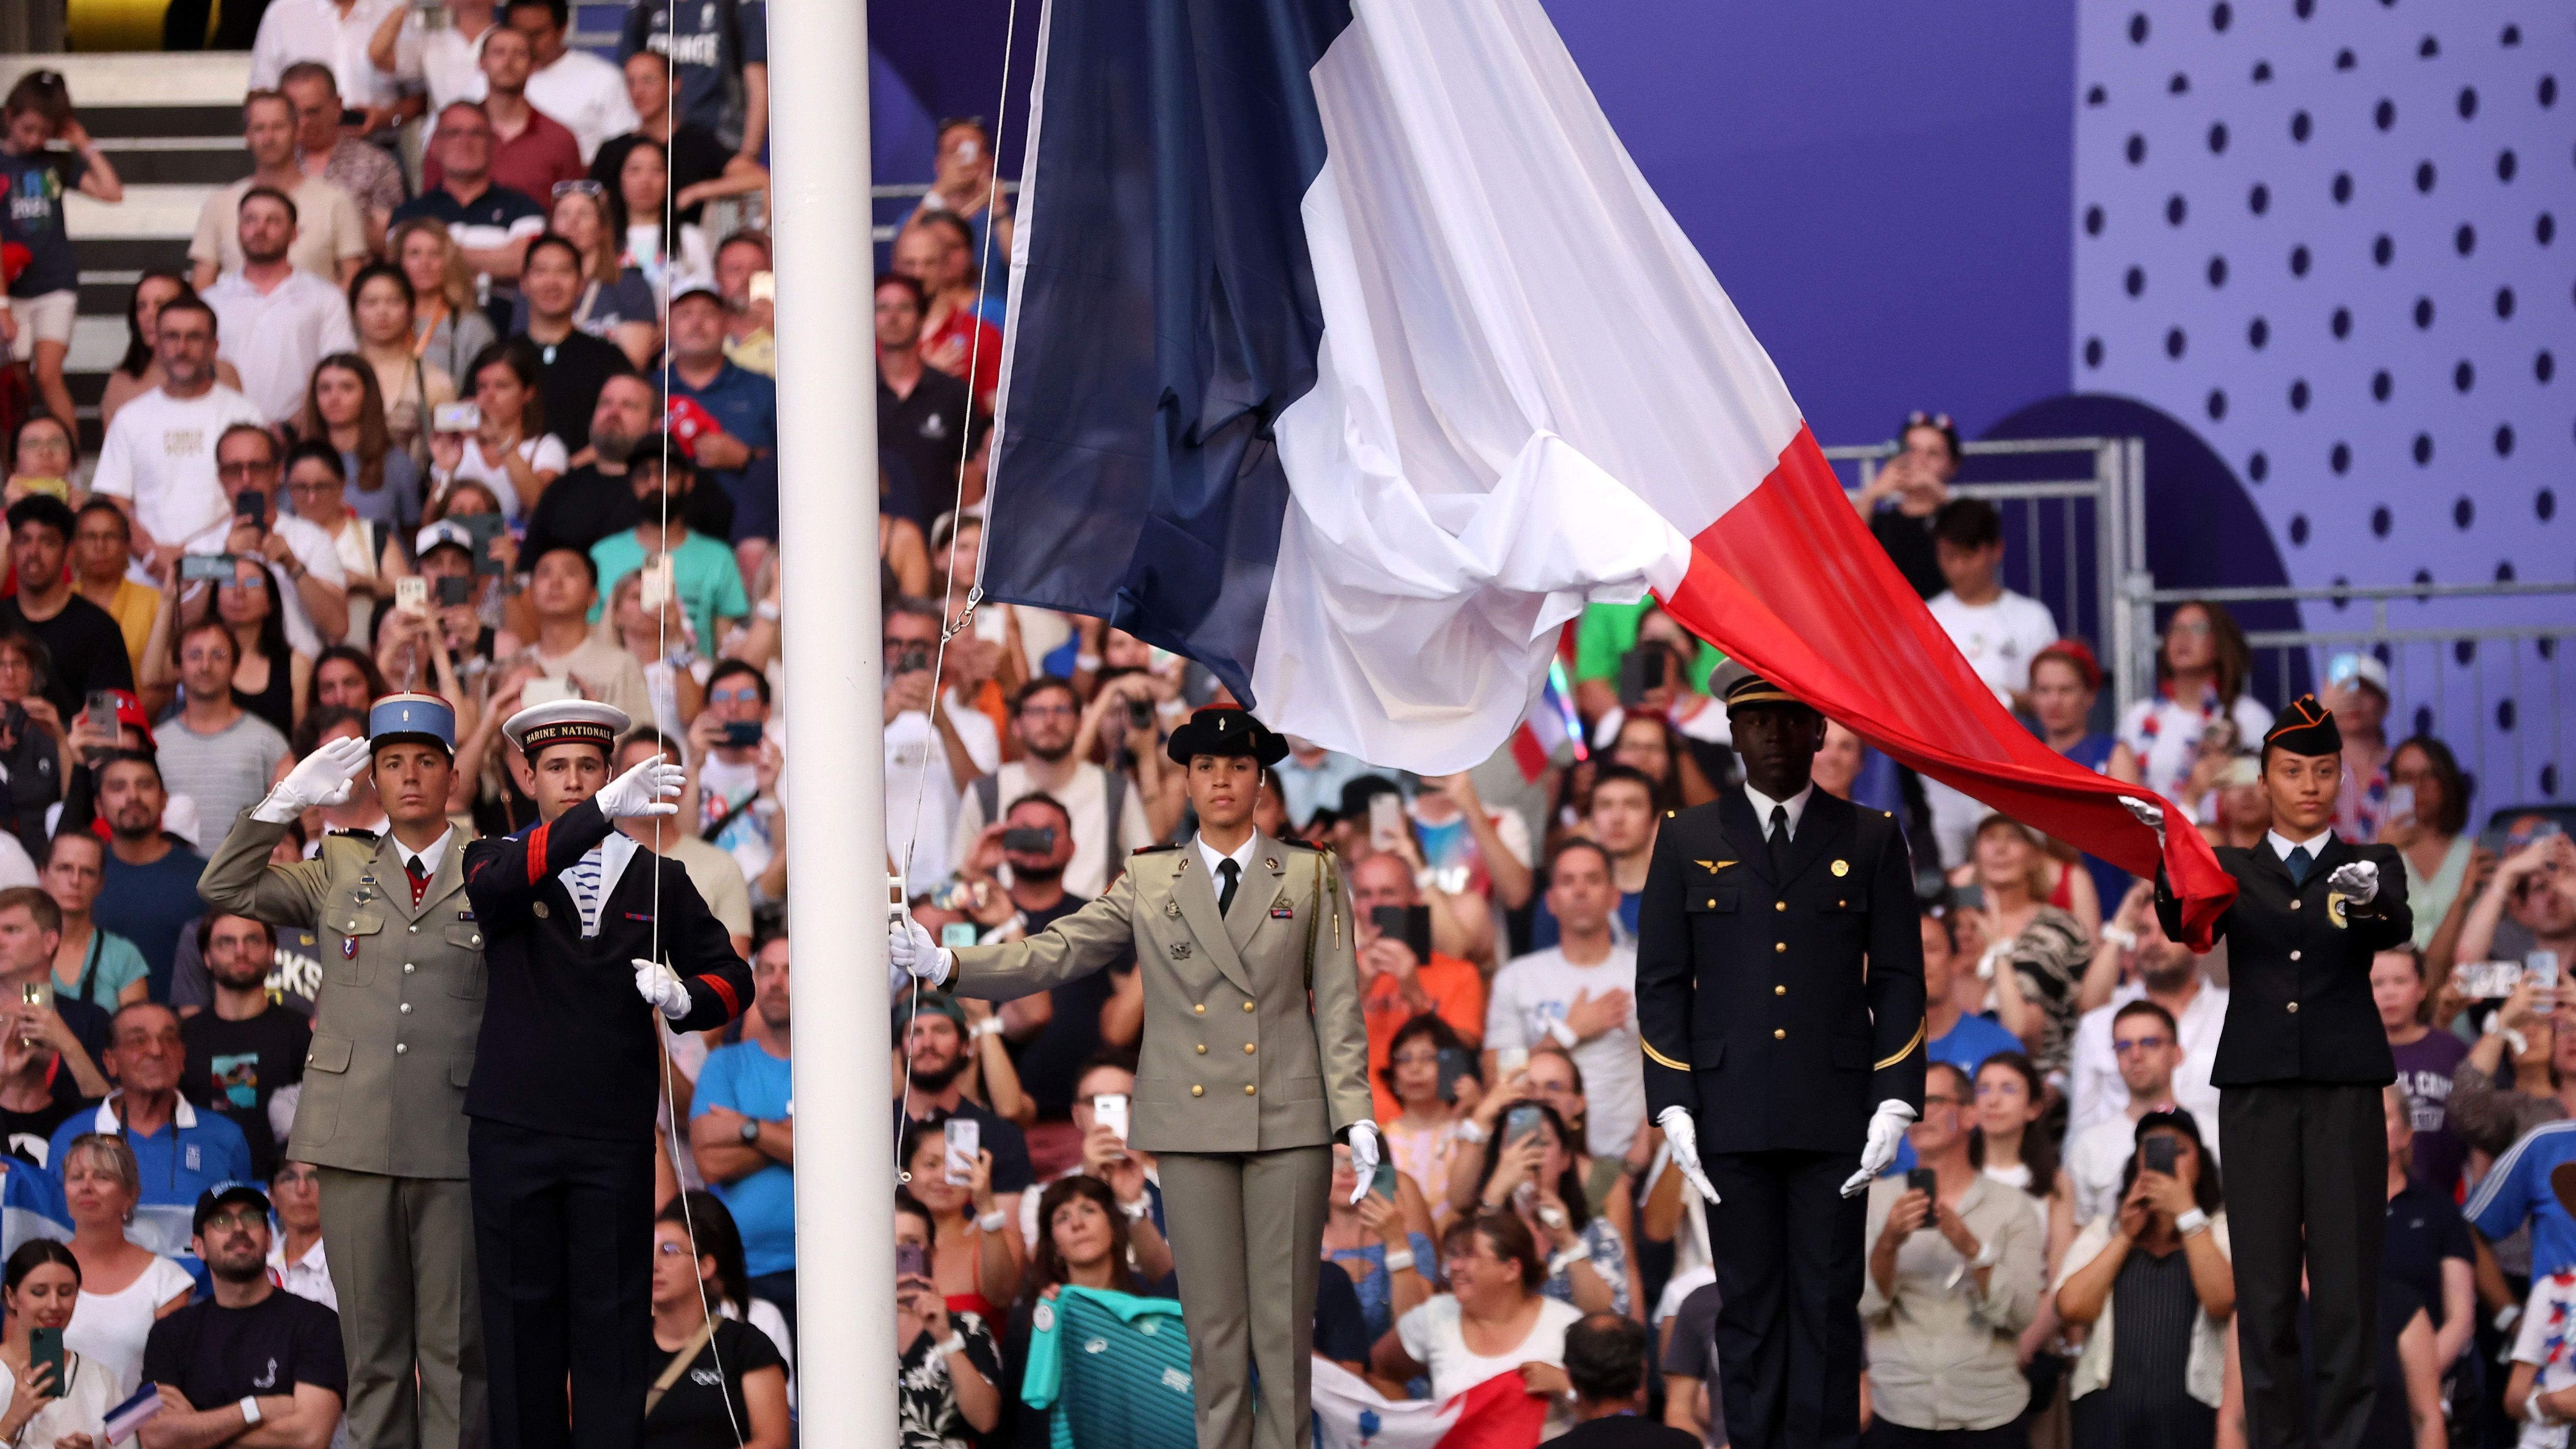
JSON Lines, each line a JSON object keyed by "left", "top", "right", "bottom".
{"left": 1572, "top": 601, "right": 1724, "bottom": 688}
{"left": 587, "top": 529, "right": 750, "bottom": 653}
{"left": 57, "top": 929, "right": 150, "bottom": 1010}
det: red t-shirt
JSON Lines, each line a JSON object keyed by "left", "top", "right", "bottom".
{"left": 425, "top": 108, "right": 585, "bottom": 206}
{"left": 918, "top": 307, "right": 1002, "bottom": 410}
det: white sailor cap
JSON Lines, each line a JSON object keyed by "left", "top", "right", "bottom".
{"left": 502, "top": 699, "right": 632, "bottom": 759}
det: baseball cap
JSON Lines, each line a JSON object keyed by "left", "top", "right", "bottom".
{"left": 415, "top": 519, "right": 476, "bottom": 559}
{"left": 193, "top": 1182, "right": 272, "bottom": 1236}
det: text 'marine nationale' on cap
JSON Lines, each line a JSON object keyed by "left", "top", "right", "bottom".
{"left": 503, "top": 700, "right": 632, "bottom": 758}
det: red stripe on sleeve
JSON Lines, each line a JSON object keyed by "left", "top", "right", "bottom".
{"left": 526, "top": 823, "right": 550, "bottom": 885}
{"left": 697, "top": 975, "right": 741, "bottom": 1018}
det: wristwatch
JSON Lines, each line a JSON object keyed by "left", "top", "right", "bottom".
{"left": 738, "top": 1118, "right": 761, "bottom": 1144}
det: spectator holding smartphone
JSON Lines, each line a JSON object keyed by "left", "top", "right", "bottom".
{"left": 0, "top": 1241, "right": 119, "bottom": 1448}
{"left": 1350, "top": 852, "right": 1485, "bottom": 1123}
{"left": 2110, "top": 601, "right": 2272, "bottom": 817}
{"left": 1319, "top": 1140, "right": 1437, "bottom": 1344}
{"left": 1380, "top": 1014, "right": 1480, "bottom": 1226}
{"left": 1860, "top": 1061, "right": 2045, "bottom": 1443}
{"left": 951, "top": 799, "right": 1141, "bottom": 1119}
{"left": 1852, "top": 411, "right": 1960, "bottom": 601}
{"left": 2054, "top": 1112, "right": 2234, "bottom": 1449}
{"left": 895, "top": 1191, "right": 1001, "bottom": 1449}
{"left": 2456, "top": 822, "right": 2576, "bottom": 981}
{"left": 1468, "top": 1099, "right": 1633, "bottom": 1317}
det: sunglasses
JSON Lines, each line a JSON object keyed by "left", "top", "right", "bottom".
{"left": 553, "top": 178, "right": 607, "bottom": 200}
{"left": 2113, "top": 1036, "right": 2173, "bottom": 1054}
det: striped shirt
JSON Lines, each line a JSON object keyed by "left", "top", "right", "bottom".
{"left": 2469, "top": 1120, "right": 2576, "bottom": 1280}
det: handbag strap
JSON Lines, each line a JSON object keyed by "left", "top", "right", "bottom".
{"left": 643, "top": 1318, "right": 716, "bottom": 1417}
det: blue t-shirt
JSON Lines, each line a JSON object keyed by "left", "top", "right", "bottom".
{"left": 98, "top": 846, "right": 212, "bottom": 1003}
{"left": 2, "top": 147, "right": 87, "bottom": 296}
{"left": 2469, "top": 1120, "right": 2576, "bottom": 1280}
{"left": 1930, "top": 1012, "right": 2025, "bottom": 1076}
{"left": 690, "top": 1039, "right": 795, "bottom": 1277}
{"left": 670, "top": 362, "right": 779, "bottom": 542}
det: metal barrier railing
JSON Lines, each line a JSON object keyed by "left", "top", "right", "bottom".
{"left": 1825, "top": 436, "right": 2150, "bottom": 712}
{"left": 2123, "top": 578, "right": 2576, "bottom": 805}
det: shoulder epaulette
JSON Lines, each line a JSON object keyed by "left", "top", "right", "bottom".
{"left": 1132, "top": 842, "right": 1185, "bottom": 855}
{"left": 328, "top": 828, "right": 380, "bottom": 845}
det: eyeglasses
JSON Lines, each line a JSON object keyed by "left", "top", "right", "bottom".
{"left": 552, "top": 178, "right": 606, "bottom": 199}
{"left": 1389, "top": 1051, "right": 1441, "bottom": 1068}
{"left": 1019, "top": 704, "right": 1079, "bottom": 719}
{"left": 654, "top": 1239, "right": 699, "bottom": 1256}
{"left": 286, "top": 479, "right": 341, "bottom": 495}
{"left": 1973, "top": 1079, "right": 2025, "bottom": 1099}
{"left": 1920, "top": 1093, "right": 1968, "bottom": 1109}
{"left": 201, "top": 1210, "right": 265, "bottom": 1232}
{"left": 2113, "top": 1036, "right": 2173, "bottom": 1054}
{"left": 216, "top": 460, "right": 278, "bottom": 478}
{"left": 707, "top": 687, "right": 763, "bottom": 704}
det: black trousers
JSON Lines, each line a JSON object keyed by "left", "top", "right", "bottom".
{"left": 2220, "top": 1082, "right": 2387, "bottom": 1449}
{"left": 1707, "top": 1149, "right": 1866, "bottom": 1449}
{"left": 468, "top": 1119, "right": 657, "bottom": 1449}
{"left": 1862, "top": 1419, "right": 2026, "bottom": 1449}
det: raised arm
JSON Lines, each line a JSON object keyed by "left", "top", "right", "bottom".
{"left": 945, "top": 870, "right": 1139, "bottom": 1002}
{"left": 465, "top": 796, "right": 616, "bottom": 922}
{"left": 199, "top": 812, "right": 334, "bottom": 927}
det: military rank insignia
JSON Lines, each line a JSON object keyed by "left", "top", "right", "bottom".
{"left": 343, "top": 938, "right": 358, "bottom": 959}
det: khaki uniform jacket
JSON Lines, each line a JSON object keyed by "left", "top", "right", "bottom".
{"left": 950, "top": 833, "right": 1372, "bottom": 1156}
{"left": 199, "top": 811, "right": 485, "bottom": 1179}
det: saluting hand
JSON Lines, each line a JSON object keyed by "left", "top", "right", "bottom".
{"left": 596, "top": 757, "right": 685, "bottom": 819}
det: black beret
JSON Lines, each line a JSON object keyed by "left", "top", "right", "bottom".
{"left": 1165, "top": 706, "right": 1289, "bottom": 767}
{"left": 2262, "top": 694, "right": 2342, "bottom": 758}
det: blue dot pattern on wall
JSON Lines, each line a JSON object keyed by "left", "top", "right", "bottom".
{"left": 2077, "top": 3, "right": 2571, "bottom": 803}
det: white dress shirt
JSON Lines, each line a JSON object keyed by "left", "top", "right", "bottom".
{"left": 398, "top": 825, "right": 457, "bottom": 882}
{"left": 1196, "top": 831, "right": 1259, "bottom": 889}
{"left": 2064, "top": 976, "right": 2230, "bottom": 1141}
{"left": 202, "top": 268, "right": 360, "bottom": 424}
{"left": 249, "top": 0, "right": 409, "bottom": 107}
{"left": 1741, "top": 780, "right": 1816, "bottom": 840}
{"left": 2267, "top": 828, "right": 2334, "bottom": 866}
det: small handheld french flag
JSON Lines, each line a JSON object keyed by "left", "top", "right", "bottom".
{"left": 104, "top": 1383, "right": 165, "bottom": 1443}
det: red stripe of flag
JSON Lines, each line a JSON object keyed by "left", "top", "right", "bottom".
{"left": 1655, "top": 425, "right": 2236, "bottom": 948}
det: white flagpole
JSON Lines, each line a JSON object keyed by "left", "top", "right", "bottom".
{"left": 768, "top": 0, "right": 892, "bottom": 1435}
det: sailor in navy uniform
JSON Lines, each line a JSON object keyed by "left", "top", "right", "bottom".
{"left": 2137, "top": 696, "right": 2410, "bottom": 1449}
{"left": 461, "top": 701, "right": 753, "bottom": 1449}
{"left": 1634, "top": 671, "right": 1926, "bottom": 1449}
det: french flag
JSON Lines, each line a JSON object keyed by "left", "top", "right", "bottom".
{"left": 982, "top": 0, "right": 2235, "bottom": 936}
{"left": 1308, "top": 1360, "right": 1548, "bottom": 1449}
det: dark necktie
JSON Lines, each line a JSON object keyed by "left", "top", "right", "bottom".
{"left": 2284, "top": 845, "right": 2313, "bottom": 888}
{"left": 404, "top": 856, "right": 430, "bottom": 906}
{"left": 1217, "top": 858, "right": 1241, "bottom": 917}
{"left": 1767, "top": 805, "right": 1791, "bottom": 877}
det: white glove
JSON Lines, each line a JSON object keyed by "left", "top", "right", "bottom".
{"left": 2121, "top": 796, "right": 2166, "bottom": 843}
{"left": 594, "top": 758, "right": 685, "bottom": 819}
{"left": 632, "top": 958, "right": 691, "bottom": 1020}
{"left": 1656, "top": 1106, "right": 1721, "bottom": 1206}
{"left": 889, "top": 914, "right": 952, "bottom": 986}
{"left": 1345, "top": 1122, "right": 1384, "bottom": 1206}
{"left": 1840, "top": 1099, "right": 1918, "bottom": 1197}
{"left": 2326, "top": 859, "right": 2380, "bottom": 905}
{"left": 252, "top": 735, "right": 373, "bottom": 822}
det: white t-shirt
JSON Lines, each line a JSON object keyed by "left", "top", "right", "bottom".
{"left": 89, "top": 385, "right": 272, "bottom": 555}
{"left": 524, "top": 49, "right": 639, "bottom": 162}
{"left": 887, "top": 693, "right": 1001, "bottom": 895}
{"left": 2117, "top": 692, "right": 2278, "bottom": 805}
{"left": 2516, "top": 1271, "right": 2576, "bottom": 1448}
{"left": 1927, "top": 588, "right": 2060, "bottom": 705}
{"left": 0, "top": 1346, "right": 122, "bottom": 1449}
{"left": 204, "top": 268, "right": 359, "bottom": 424}
{"left": 948, "top": 760, "right": 1154, "bottom": 901}
{"left": 249, "top": 0, "right": 408, "bottom": 105}
{"left": 1396, "top": 1295, "right": 1584, "bottom": 1432}
{"left": 65, "top": 1255, "right": 197, "bottom": 1400}
{"left": 448, "top": 433, "right": 568, "bottom": 521}
{"left": 388, "top": 12, "right": 494, "bottom": 113}
{"left": 1484, "top": 944, "right": 1647, "bottom": 1162}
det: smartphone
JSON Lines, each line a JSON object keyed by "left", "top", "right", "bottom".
{"left": 748, "top": 270, "right": 775, "bottom": 303}
{"left": 640, "top": 554, "right": 676, "bottom": 612}
{"left": 2200, "top": 718, "right": 2240, "bottom": 755}
{"left": 1502, "top": 1103, "right": 1545, "bottom": 1150}
{"left": 2457, "top": 960, "right": 2524, "bottom": 998}
{"left": 432, "top": 401, "right": 480, "bottom": 433}
{"left": 722, "top": 720, "right": 765, "bottom": 749}
{"left": 1367, "top": 793, "right": 1406, "bottom": 854}
{"left": 892, "top": 644, "right": 933, "bottom": 675}
{"left": 973, "top": 607, "right": 1008, "bottom": 644}
{"left": 17, "top": 981, "right": 40, "bottom": 1048}
{"left": 942, "top": 1117, "right": 980, "bottom": 1186}
{"left": 2533, "top": 952, "right": 2565, "bottom": 1014}
{"left": 2221, "top": 756, "right": 2261, "bottom": 789}
{"left": 1001, "top": 826, "right": 1056, "bottom": 854}
{"left": 1497, "top": 1046, "right": 1529, "bottom": 1077}
{"left": 28, "top": 1327, "right": 61, "bottom": 1398}
{"left": 1905, "top": 1166, "right": 1938, "bottom": 1199}
{"left": 394, "top": 575, "right": 430, "bottom": 614}
{"left": 939, "top": 922, "right": 979, "bottom": 949}
{"left": 1368, "top": 904, "right": 1433, "bottom": 962}
{"left": 455, "top": 511, "right": 508, "bottom": 575}
{"left": 894, "top": 1242, "right": 930, "bottom": 1282}
{"left": 1434, "top": 1046, "right": 1479, "bottom": 1106}
{"left": 1125, "top": 696, "right": 1155, "bottom": 731}
{"left": 1093, "top": 1092, "right": 1130, "bottom": 1144}
{"left": 1950, "top": 882, "right": 1986, "bottom": 913}
{"left": 2383, "top": 783, "right": 2416, "bottom": 823}
{"left": 2142, "top": 1135, "right": 2179, "bottom": 1175}
{"left": 435, "top": 575, "right": 473, "bottom": 606}
{"left": 179, "top": 553, "right": 238, "bottom": 582}
{"left": 85, "top": 690, "right": 119, "bottom": 731}
{"left": 1369, "top": 1159, "right": 1399, "bottom": 1202}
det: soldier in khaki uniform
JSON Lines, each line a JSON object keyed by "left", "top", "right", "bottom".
{"left": 892, "top": 706, "right": 1378, "bottom": 1449}
{"left": 198, "top": 693, "right": 485, "bottom": 1449}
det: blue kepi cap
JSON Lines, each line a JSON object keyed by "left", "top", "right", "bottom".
{"left": 369, "top": 692, "right": 458, "bottom": 755}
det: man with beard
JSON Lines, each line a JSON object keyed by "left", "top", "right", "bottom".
{"left": 140, "top": 1184, "right": 347, "bottom": 1446}
{"left": 689, "top": 932, "right": 796, "bottom": 1318}
{"left": 95, "top": 753, "right": 209, "bottom": 1000}
{"left": 2065, "top": 881, "right": 2228, "bottom": 1139}
{"left": 892, "top": 990, "right": 1035, "bottom": 1232}
{"left": 88, "top": 293, "right": 267, "bottom": 574}
{"left": 178, "top": 913, "right": 310, "bottom": 1179}
{"left": 202, "top": 186, "right": 359, "bottom": 425}
{"left": 951, "top": 793, "right": 1138, "bottom": 1117}
{"left": 198, "top": 693, "right": 487, "bottom": 1449}
{"left": 523, "top": 375, "right": 730, "bottom": 563}
{"left": 949, "top": 677, "right": 1153, "bottom": 902}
